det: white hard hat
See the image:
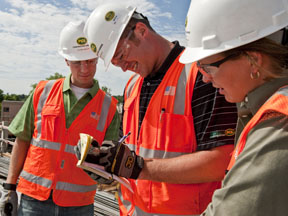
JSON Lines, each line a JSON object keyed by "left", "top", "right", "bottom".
{"left": 179, "top": 0, "right": 288, "bottom": 64}
{"left": 84, "top": 3, "right": 136, "bottom": 68}
{"left": 58, "top": 21, "right": 96, "bottom": 61}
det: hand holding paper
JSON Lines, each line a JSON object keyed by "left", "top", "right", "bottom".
{"left": 75, "top": 133, "right": 134, "bottom": 192}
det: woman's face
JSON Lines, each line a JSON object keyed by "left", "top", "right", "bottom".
{"left": 197, "top": 53, "right": 262, "bottom": 103}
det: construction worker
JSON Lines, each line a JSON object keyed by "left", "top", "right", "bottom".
{"left": 81, "top": 3, "right": 238, "bottom": 215}
{"left": 179, "top": 0, "right": 288, "bottom": 215}
{"left": 0, "top": 21, "right": 119, "bottom": 216}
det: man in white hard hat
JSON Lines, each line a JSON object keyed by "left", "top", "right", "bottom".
{"left": 0, "top": 21, "right": 120, "bottom": 216}
{"left": 180, "top": 0, "right": 288, "bottom": 215}
{"left": 81, "top": 3, "right": 238, "bottom": 216}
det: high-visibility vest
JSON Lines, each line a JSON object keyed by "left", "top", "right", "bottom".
{"left": 120, "top": 57, "right": 221, "bottom": 215}
{"left": 17, "top": 78, "right": 117, "bottom": 207}
{"left": 227, "top": 85, "right": 288, "bottom": 171}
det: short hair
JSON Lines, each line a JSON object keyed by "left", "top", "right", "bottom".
{"left": 120, "top": 12, "right": 155, "bottom": 42}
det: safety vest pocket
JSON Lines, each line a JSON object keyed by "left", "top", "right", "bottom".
{"left": 157, "top": 113, "right": 195, "bottom": 153}
{"left": 41, "top": 104, "right": 62, "bottom": 140}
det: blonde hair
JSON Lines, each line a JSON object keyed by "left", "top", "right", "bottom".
{"left": 224, "top": 38, "right": 288, "bottom": 79}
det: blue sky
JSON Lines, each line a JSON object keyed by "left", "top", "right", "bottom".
{"left": 0, "top": 0, "right": 190, "bottom": 96}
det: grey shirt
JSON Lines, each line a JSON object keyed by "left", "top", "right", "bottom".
{"left": 202, "top": 77, "right": 288, "bottom": 216}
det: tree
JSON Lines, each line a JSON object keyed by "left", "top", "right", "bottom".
{"left": 0, "top": 89, "right": 4, "bottom": 103}
{"left": 46, "top": 72, "right": 65, "bottom": 80}
{"left": 101, "top": 86, "right": 111, "bottom": 95}
{"left": 30, "top": 72, "right": 65, "bottom": 92}
{"left": 113, "top": 95, "right": 123, "bottom": 104}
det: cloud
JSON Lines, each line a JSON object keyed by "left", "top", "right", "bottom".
{"left": 0, "top": 0, "right": 186, "bottom": 96}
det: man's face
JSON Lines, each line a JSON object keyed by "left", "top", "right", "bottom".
{"left": 66, "top": 58, "right": 97, "bottom": 88}
{"left": 111, "top": 24, "right": 153, "bottom": 78}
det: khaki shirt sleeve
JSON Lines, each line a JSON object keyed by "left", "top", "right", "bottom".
{"left": 202, "top": 115, "right": 288, "bottom": 216}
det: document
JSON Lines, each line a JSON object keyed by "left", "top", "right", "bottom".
{"left": 76, "top": 133, "right": 133, "bottom": 193}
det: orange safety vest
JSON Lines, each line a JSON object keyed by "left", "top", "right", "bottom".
{"left": 17, "top": 78, "right": 117, "bottom": 207}
{"left": 120, "top": 57, "right": 221, "bottom": 215}
{"left": 227, "top": 85, "right": 288, "bottom": 171}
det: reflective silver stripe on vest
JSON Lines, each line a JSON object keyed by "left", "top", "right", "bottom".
{"left": 139, "top": 146, "right": 184, "bottom": 159}
{"left": 56, "top": 181, "right": 97, "bottom": 193}
{"left": 126, "top": 74, "right": 140, "bottom": 99}
{"left": 31, "top": 138, "right": 75, "bottom": 155}
{"left": 173, "top": 63, "right": 191, "bottom": 115}
{"left": 126, "top": 143, "right": 136, "bottom": 151}
{"left": 97, "top": 93, "right": 112, "bottom": 132}
{"left": 65, "top": 144, "right": 75, "bottom": 154}
{"left": 20, "top": 170, "right": 52, "bottom": 188}
{"left": 119, "top": 187, "right": 200, "bottom": 216}
{"left": 277, "top": 86, "right": 288, "bottom": 96}
{"left": 133, "top": 206, "right": 200, "bottom": 216}
{"left": 36, "top": 80, "right": 56, "bottom": 139}
{"left": 31, "top": 138, "right": 61, "bottom": 151}
{"left": 127, "top": 144, "right": 185, "bottom": 159}
{"left": 118, "top": 189, "right": 134, "bottom": 214}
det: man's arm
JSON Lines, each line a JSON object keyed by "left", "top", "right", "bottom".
{"left": 6, "top": 138, "right": 30, "bottom": 184}
{"left": 139, "top": 145, "right": 233, "bottom": 184}
{"left": 6, "top": 91, "right": 35, "bottom": 184}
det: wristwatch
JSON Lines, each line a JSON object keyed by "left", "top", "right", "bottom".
{"left": 2, "top": 183, "right": 16, "bottom": 191}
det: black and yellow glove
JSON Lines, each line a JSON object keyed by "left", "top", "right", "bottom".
{"left": 99, "top": 140, "right": 144, "bottom": 179}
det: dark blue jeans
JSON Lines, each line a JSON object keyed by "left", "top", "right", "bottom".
{"left": 18, "top": 194, "right": 94, "bottom": 216}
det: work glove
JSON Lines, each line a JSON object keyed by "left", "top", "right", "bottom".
{"left": 99, "top": 140, "right": 144, "bottom": 179}
{"left": 74, "top": 139, "right": 113, "bottom": 184}
{"left": 0, "top": 187, "right": 18, "bottom": 216}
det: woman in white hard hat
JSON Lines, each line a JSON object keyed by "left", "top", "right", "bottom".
{"left": 180, "top": 0, "right": 288, "bottom": 215}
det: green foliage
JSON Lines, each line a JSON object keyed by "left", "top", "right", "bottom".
{"left": 101, "top": 86, "right": 111, "bottom": 95}
{"left": 113, "top": 95, "right": 124, "bottom": 104}
{"left": 30, "top": 72, "right": 65, "bottom": 93}
{"left": 0, "top": 89, "right": 27, "bottom": 117}
{"left": 0, "top": 89, "right": 3, "bottom": 102}
{"left": 46, "top": 72, "right": 65, "bottom": 80}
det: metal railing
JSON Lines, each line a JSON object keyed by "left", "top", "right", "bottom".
{"left": 0, "top": 122, "right": 14, "bottom": 156}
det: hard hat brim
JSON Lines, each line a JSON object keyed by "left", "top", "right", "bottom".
{"left": 179, "top": 47, "right": 219, "bottom": 64}
{"left": 58, "top": 50, "right": 97, "bottom": 61}
{"left": 103, "top": 7, "right": 137, "bottom": 69}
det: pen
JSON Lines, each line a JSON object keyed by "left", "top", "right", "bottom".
{"left": 160, "top": 108, "right": 165, "bottom": 122}
{"left": 118, "top": 131, "right": 131, "bottom": 144}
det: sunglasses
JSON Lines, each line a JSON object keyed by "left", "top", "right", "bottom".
{"left": 112, "top": 26, "right": 136, "bottom": 63}
{"left": 197, "top": 53, "right": 240, "bottom": 75}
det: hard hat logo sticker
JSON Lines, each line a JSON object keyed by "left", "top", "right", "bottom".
{"left": 105, "top": 11, "right": 115, "bottom": 21}
{"left": 90, "top": 43, "right": 97, "bottom": 53}
{"left": 77, "top": 37, "right": 87, "bottom": 45}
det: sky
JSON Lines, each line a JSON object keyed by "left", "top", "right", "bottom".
{"left": 0, "top": 0, "right": 190, "bottom": 96}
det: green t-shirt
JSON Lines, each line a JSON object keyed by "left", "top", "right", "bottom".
{"left": 8, "top": 75, "right": 120, "bottom": 142}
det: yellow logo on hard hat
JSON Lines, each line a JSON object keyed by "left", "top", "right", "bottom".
{"left": 77, "top": 37, "right": 87, "bottom": 45}
{"left": 185, "top": 17, "right": 188, "bottom": 28}
{"left": 105, "top": 11, "right": 115, "bottom": 21}
{"left": 90, "top": 43, "right": 97, "bottom": 53}
{"left": 225, "top": 128, "right": 235, "bottom": 136}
